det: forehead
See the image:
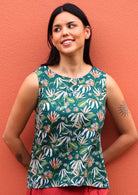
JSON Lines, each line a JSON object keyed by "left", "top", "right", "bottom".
{"left": 53, "top": 11, "right": 82, "bottom": 26}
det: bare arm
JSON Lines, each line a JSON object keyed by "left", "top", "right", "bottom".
{"left": 103, "top": 74, "right": 138, "bottom": 164}
{"left": 2, "top": 72, "right": 39, "bottom": 169}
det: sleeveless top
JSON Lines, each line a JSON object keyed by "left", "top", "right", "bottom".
{"left": 27, "top": 65, "right": 109, "bottom": 189}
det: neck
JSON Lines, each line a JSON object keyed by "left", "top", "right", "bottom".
{"left": 58, "top": 53, "right": 86, "bottom": 77}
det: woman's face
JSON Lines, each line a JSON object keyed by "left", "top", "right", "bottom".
{"left": 51, "top": 11, "right": 90, "bottom": 56}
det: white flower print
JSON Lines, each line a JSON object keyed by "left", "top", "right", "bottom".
{"left": 86, "top": 79, "right": 94, "bottom": 86}
{"left": 51, "top": 180, "right": 60, "bottom": 187}
{"left": 38, "top": 124, "right": 50, "bottom": 140}
{"left": 42, "top": 145, "right": 53, "bottom": 157}
{"left": 93, "top": 87, "right": 106, "bottom": 100}
{"left": 56, "top": 122, "right": 71, "bottom": 134}
{"left": 72, "top": 122, "right": 82, "bottom": 130}
{"left": 69, "top": 112, "right": 89, "bottom": 125}
{"left": 41, "top": 100, "right": 50, "bottom": 111}
{"left": 50, "top": 157, "right": 62, "bottom": 169}
{"left": 70, "top": 159, "right": 85, "bottom": 172}
{"left": 100, "top": 78, "right": 106, "bottom": 88}
{"left": 72, "top": 176, "right": 85, "bottom": 185}
{"left": 59, "top": 169, "right": 70, "bottom": 181}
{"left": 54, "top": 90, "right": 68, "bottom": 100}
{"left": 46, "top": 88, "right": 55, "bottom": 97}
{"left": 77, "top": 84, "right": 91, "bottom": 93}
{"left": 75, "top": 91, "right": 85, "bottom": 99}
{"left": 78, "top": 136, "right": 88, "bottom": 145}
{"left": 87, "top": 98, "right": 99, "bottom": 109}
{"left": 49, "top": 133, "right": 58, "bottom": 143}
{"left": 47, "top": 111, "right": 60, "bottom": 123}
{"left": 87, "top": 156, "right": 95, "bottom": 167}
{"left": 56, "top": 136, "right": 71, "bottom": 147}
{"left": 74, "top": 132, "right": 88, "bottom": 145}
{"left": 81, "top": 106, "right": 91, "bottom": 114}
{"left": 92, "top": 181, "right": 103, "bottom": 188}
{"left": 35, "top": 107, "right": 43, "bottom": 130}
{"left": 43, "top": 79, "right": 48, "bottom": 86}
{"left": 81, "top": 123, "right": 99, "bottom": 138}
{"left": 92, "top": 167, "right": 106, "bottom": 181}
{"left": 30, "top": 159, "right": 43, "bottom": 172}
{"left": 27, "top": 66, "right": 109, "bottom": 189}
{"left": 81, "top": 153, "right": 89, "bottom": 162}
{"left": 97, "top": 110, "right": 104, "bottom": 121}
{"left": 91, "top": 70, "right": 101, "bottom": 78}
{"left": 36, "top": 175, "right": 49, "bottom": 186}
{"left": 45, "top": 69, "right": 55, "bottom": 78}
{"left": 54, "top": 77, "right": 65, "bottom": 88}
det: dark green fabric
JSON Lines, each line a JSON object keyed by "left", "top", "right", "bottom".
{"left": 27, "top": 66, "right": 109, "bottom": 189}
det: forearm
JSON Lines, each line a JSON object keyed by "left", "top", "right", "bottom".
{"left": 103, "top": 133, "right": 137, "bottom": 164}
{"left": 3, "top": 136, "right": 31, "bottom": 169}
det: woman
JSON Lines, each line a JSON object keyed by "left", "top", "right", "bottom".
{"left": 3, "top": 3, "right": 138, "bottom": 195}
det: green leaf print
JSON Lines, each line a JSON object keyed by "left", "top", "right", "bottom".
{"left": 99, "top": 163, "right": 102, "bottom": 169}
{"left": 78, "top": 100, "right": 87, "bottom": 107}
{"left": 38, "top": 169, "right": 44, "bottom": 174}
{"left": 79, "top": 78, "right": 85, "bottom": 83}
{"left": 86, "top": 112, "right": 96, "bottom": 119}
{"left": 65, "top": 118, "right": 68, "bottom": 124}
{"left": 27, "top": 66, "right": 109, "bottom": 189}
{"left": 37, "top": 71, "right": 43, "bottom": 76}
{"left": 41, "top": 160, "right": 48, "bottom": 167}
{"left": 41, "top": 115, "right": 46, "bottom": 121}
{"left": 66, "top": 164, "right": 70, "bottom": 170}
{"left": 69, "top": 142, "right": 78, "bottom": 150}
{"left": 66, "top": 97, "right": 75, "bottom": 103}
{"left": 79, "top": 146, "right": 88, "bottom": 155}
{"left": 35, "top": 147, "right": 42, "bottom": 156}
{"left": 54, "top": 173, "right": 59, "bottom": 178}
{"left": 59, "top": 106, "right": 66, "bottom": 111}
{"left": 84, "top": 121, "right": 92, "bottom": 127}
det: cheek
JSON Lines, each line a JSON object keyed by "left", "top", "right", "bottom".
{"left": 73, "top": 28, "right": 86, "bottom": 39}
{"left": 52, "top": 34, "right": 61, "bottom": 45}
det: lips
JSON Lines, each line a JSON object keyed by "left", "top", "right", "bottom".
{"left": 61, "top": 39, "right": 74, "bottom": 46}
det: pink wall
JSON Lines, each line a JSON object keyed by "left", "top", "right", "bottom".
{"left": 0, "top": 1, "right": 138, "bottom": 194}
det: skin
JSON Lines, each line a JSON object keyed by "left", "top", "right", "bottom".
{"left": 50, "top": 12, "right": 92, "bottom": 78}
{"left": 3, "top": 12, "right": 138, "bottom": 169}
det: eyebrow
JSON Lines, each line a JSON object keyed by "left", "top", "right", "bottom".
{"left": 53, "top": 21, "right": 76, "bottom": 28}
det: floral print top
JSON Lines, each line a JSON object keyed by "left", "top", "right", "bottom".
{"left": 27, "top": 65, "right": 109, "bottom": 189}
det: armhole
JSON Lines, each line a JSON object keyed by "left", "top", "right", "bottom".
{"left": 105, "top": 73, "right": 107, "bottom": 100}
{"left": 34, "top": 66, "right": 44, "bottom": 105}
{"left": 105, "top": 73, "right": 112, "bottom": 104}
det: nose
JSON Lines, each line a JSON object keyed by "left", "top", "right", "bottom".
{"left": 62, "top": 26, "right": 69, "bottom": 36}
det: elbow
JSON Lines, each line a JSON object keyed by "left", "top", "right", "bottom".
{"left": 2, "top": 132, "right": 9, "bottom": 145}
{"left": 2, "top": 132, "right": 13, "bottom": 146}
{"left": 130, "top": 132, "right": 138, "bottom": 145}
{"left": 134, "top": 132, "right": 138, "bottom": 142}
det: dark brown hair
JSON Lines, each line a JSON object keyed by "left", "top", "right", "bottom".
{"left": 42, "top": 3, "right": 93, "bottom": 66}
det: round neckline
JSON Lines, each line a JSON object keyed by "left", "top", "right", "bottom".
{"left": 47, "top": 65, "right": 93, "bottom": 80}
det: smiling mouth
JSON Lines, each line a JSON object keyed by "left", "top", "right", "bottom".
{"left": 61, "top": 40, "right": 74, "bottom": 46}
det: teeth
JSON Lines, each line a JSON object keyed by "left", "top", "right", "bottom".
{"left": 62, "top": 40, "right": 72, "bottom": 44}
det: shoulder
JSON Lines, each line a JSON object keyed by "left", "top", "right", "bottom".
{"left": 106, "top": 74, "right": 115, "bottom": 89}
{"left": 91, "top": 66, "right": 106, "bottom": 83}
{"left": 106, "top": 74, "right": 120, "bottom": 93}
{"left": 92, "top": 66, "right": 106, "bottom": 75}
{"left": 106, "top": 74, "right": 124, "bottom": 103}
{"left": 23, "top": 72, "right": 39, "bottom": 90}
{"left": 17, "top": 72, "right": 39, "bottom": 104}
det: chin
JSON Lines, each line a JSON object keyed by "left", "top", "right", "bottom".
{"left": 60, "top": 47, "right": 83, "bottom": 56}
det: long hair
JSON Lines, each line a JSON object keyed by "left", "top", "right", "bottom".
{"left": 42, "top": 3, "right": 93, "bottom": 66}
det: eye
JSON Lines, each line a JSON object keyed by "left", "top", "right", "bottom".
{"left": 53, "top": 27, "right": 61, "bottom": 32}
{"left": 68, "top": 24, "right": 75, "bottom": 28}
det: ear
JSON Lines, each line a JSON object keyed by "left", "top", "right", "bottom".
{"left": 50, "top": 35, "right": 54, "bottom": 46}
{"left": 84, "top": 26, "right": 91, "bottom": 40}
